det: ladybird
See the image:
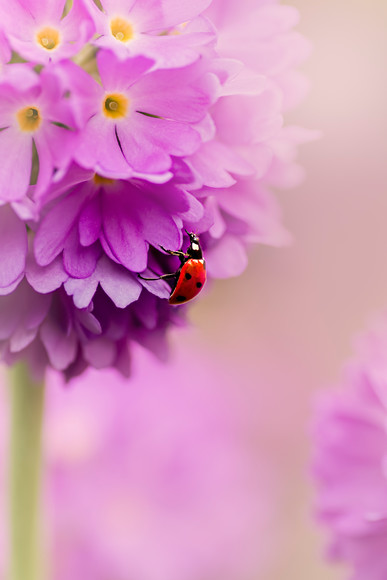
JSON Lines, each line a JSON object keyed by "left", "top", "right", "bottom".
{"left": 138, "top": 231, "right": 206, "bottom": 305}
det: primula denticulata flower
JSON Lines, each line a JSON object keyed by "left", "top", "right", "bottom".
{"left": 0, "top": 0, "right": 313, "bottom": 379}
{"left": 313, "top": 315, "right": 387, "bottom": 580}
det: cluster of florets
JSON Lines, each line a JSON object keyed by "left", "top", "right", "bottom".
{"left": 0, "top": 0, "right": 310, "bottom": 378}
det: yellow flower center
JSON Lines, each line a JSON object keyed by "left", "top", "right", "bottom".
{"left": 103, "top": 93, "right": 129, "bottom": 119}
{"left": 36, "top": 26, "right": 61, "bottom": 50}
{"left": 16, "top": 106, "right": 42, "bottom": 132}
{"left": 110, "top": 17, "right": 134, "bottom": 43}
{"left": 93, "top": 174, "right": 115, "bottom": 186}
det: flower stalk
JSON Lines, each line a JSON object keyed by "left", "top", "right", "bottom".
{"left": 8, "top": 364, "right": 45, "bottom": 580}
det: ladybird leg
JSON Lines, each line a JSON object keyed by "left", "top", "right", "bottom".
{"left": 138, "top": 272, "right": 177, "bottom": 281}
{"left": 159, "top": 245, "right": 187, "bottom": 258}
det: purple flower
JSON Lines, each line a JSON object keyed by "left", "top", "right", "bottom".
{"left": 0, "top": 64, "right": 76, "bottom": 201}
{"left": 73, "top": 50, "right": 214, "bottom": 179}
{"left": 0, "top": 0, "right": 94, "bottom": 64}
{"left": 88, "top": 0, "right": 215, "bottom": 68}
{"left": 0, "top": 0, "right": 311, "bottom": 377}
{"left": 313, "top": 315, "right": 387, "bottom": 580}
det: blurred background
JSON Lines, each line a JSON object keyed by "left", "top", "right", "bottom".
{"left": 191, "top": 0, "right": 387, "bottom": 578}
{"left": 3, "top": 1, "right": 387, "bottom": 579}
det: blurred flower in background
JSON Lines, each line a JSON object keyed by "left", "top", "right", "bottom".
{"left": 1, "top": 343, "right": 274, "bottom": 580}
{"left": 313, "top": 315, "right": 387, "bottom": 580}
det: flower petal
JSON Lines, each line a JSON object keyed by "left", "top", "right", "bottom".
{"left": 130, "top": 0, "right": 212, "bottom": 30}
{"left": 0, "top": 205, "right": 27, "bottom": 288}
{"left": 97, "top": 256, "right": 142, "bottom": 308}
{"left": 101, "top": 192, "right": 148, "bottom": 272}
{"left": 0, "top": 128, "right": 32, "bottom": 202}
{"left": 34, "top": 186, "right": 89, "bottom": 266}
{"left": 63, "top": 229, "right": 101, "bottom": 279}
{"left": 205, "top": 234, "right": 248, "bottom": 278}
{"left": 26, "top": 254, "right": 68, "bottom": 293}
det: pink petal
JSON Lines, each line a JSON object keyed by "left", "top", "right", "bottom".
{"left": 0, "top": 128, "right": 32, "bottom": 201}
{"left": 117, "top": 115, "right": 200, "bottom": 174}
{"left": 26, "top": 253, "right": 68, "bottom": 293}
{"left": 0, "top": 205, "right": 27, "bottom": 288}
{"left": 98, "top": 0, "right": 137, "bottom": 15}
{"left": 97, "top": 256, "right": 142, "bottom": 308}
{"left": 83, "top": 338, "right": 116, "bottom": 368}
{"left": 75, "top": 114, "right": 133, "bottom": 177}
{"left": 63, "top": 230, "right": 101, "bottom": 279}
{"left": 78, "top": 195, "right": 102, "bottom": 247}
{"left": 130, "top": 0, "right": 212, "bottom": 30}
{"left": 101, "top": 192, "right": 148, "bottom": 272}
{"left": 40, "top": 316, "right": 78, "bottom": 371}
{"left": 206, "top": 235, "right": 248, "bottom": 278}
{"left": 131, "top": 65, "right": 212, "bottom": 123}
{"left": 9, "top": 326, "right": 39, "bottom": 353}
{"left": 0, "top": 2, "right": 35, "bottom": 37}
{"left": 0, "top": 274, "right": 24, "bottom": 296}
{"left": 59, "top": 0, "right": 95, "bottom": 45}
{"left": 21, "top": 0, "right": 66, "bottom": 22}
{"left": 64, "top": 276, "right": 99, "bottom": 309}
{"left": 97, "top": 50, "right": 153, "bottom": 92}
{"left": 34, "top": 187, "right": 89, "bottom": 266}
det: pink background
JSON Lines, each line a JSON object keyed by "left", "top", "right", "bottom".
{"left": 186, "top": 1, "right": 387, "bottom": 578}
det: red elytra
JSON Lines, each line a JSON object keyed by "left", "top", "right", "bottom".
{"left": 138, "top": 231, "right": 206, "bottom": 305}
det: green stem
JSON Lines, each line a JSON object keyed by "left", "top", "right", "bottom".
{"left": 8, "top": 363, "right": 45, "bottom": 580}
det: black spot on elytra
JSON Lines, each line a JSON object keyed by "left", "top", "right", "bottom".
{"left": 196, "top": 282, "right": 202, "bottom": 288}
{"left": 176, "top": 295, "right": 187, "bottom": 302}
{"left": 185, "top": 272, "right": 192, "bottom": 280}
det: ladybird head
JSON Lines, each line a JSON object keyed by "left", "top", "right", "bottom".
{"left": 185, "top": 230, "right": 203, "bottom": 259}
{"left": 185, "top": 230, "right": 199, "bottom": 244}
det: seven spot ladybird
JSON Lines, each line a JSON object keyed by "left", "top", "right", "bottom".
{"left": 138, "top": 231, "right": 206, "bottom": 305}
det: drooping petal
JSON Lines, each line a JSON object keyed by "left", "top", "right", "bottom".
{"left": 34, "top": 186, "right": 89, "bottom": 266}
{"left": 63, "top": 230, "right": 101, "bottom": 279}
{"left": 78, "top": 195, "right": 102, "bottom": 247}
{"left": 64, "top": 276, "right": 99, "bottom": 309}
{"left": 26, "top": 253, "right": 68, "bottom": 294}
{"left": 40, "top": 308, "right": 78, "bottom": 370}
{"left": 98, "top": 256, "right": 142, "bottom": 308}
{"left": 101, "top": 191, "right": 148, "bottom": 272}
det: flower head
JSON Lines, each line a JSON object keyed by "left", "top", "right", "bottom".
{"left": 0, "top": 0, "right": 312, "bottom": 378}
{"left": 0, "top": 0, "right": 95, "bottom": 64}
{"left": 313, "top": 314, "right": 387, "bottom": 580}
